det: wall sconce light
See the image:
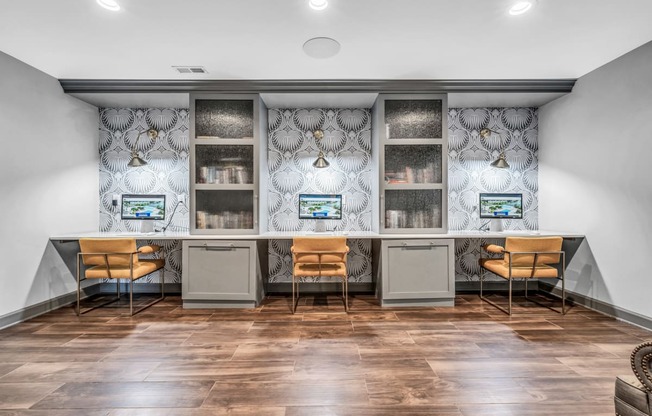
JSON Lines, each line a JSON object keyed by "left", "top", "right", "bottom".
{"left": 479, "top": 128, "right": 510, "bottom": 169}
{"left": 128, "top": 128, "right": 158, "bottom": 167}
{"left": 312, "top": 129, "right": 330, "bottom": 168}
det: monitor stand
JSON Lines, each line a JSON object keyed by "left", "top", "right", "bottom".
{"left": 489, "top": 219, "right": 503, "bottom": 232}
{"left": 314, "top": 221, "right": 327, "bottom": 233}
{"left": 139, "top": 221, "right": 155, "bottom": 233}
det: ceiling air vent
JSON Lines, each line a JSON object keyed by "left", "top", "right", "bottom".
{"left": 173, "top": 66, "right": 208, "bottom": 74}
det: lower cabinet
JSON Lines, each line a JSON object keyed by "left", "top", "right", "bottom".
{"left": 182, "top": 240, "right": 263, "bottom": 308}
{"left": 380, "top": 239, "right": 455, "bottom": 306}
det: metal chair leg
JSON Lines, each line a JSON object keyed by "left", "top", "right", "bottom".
{"left": 508, "top": 278, "right": 512, "bottom": 316}
{"left": 345, "top": 278, "right": 348, "bottom": 312}
{"left": 129, "top": 278, "right": 134, "bottom": 316}
{"left": 525, "top": 278, "right": 528, "bottom": 301}
{"left": 292, "top": 277, "right": 296, "bottom": 314}
{"left": 561, "top": 253, "right": 566, "bottom": 315}
{"left": 76, "top": 254, "right": 81, "bottom": 316}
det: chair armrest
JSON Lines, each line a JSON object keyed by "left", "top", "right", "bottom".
{"left": 631, "top": 341, "right": 652, "bottom": 393}
{"left": 291, "top": 250, "right": 348, "bottom": 255}
{"left": 483, "top": 244, "right": 505, "bottom": 254}
{"left": 138, "top": 245, "right": 161, "bottom": 254}
{"left": 503, "top": 250, "right": 564, "bottom": 255}
{"left": 78, "top": 251, "right": 139, "bottom": 256}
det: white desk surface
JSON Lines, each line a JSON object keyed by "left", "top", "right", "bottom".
{"left": 51, "top": 230, "right": 584, "bottom": 241}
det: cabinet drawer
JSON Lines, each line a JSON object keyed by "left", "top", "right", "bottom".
{"left": 182, "top": 240, "right": 256, "bottom": 301}
{"left": 381, "top": 239, "right": 454, "bottom": 300}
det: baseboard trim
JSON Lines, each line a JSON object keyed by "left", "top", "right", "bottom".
{"left": 0, "top": 283, "right": 101, "bottom": 330}
{"left": 265, "top": 282, "right": 374, "bottom": 295}
{"left": 381, "top": 298, "right": 455, "bottom": 307}
{"left": 539, "top": 282, "right": 652, "bottom": 331}
{"left": 456, "top": 280, "right": 540, "bottom": 292}
{"left": 99, "top": 283, "right": 181, "bottom": 294}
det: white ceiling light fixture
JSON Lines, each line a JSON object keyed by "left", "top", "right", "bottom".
{"left": 509, "top": 1, "right": 533, "bottom": 15}
{"left": 309, "top": 0, "right": 328, "bottom": 11}
{"left": 97, "top": 0, "right": 120, "bottom": 11}
{"left": 303, "top": 37, "right": 340, "bottom": 59}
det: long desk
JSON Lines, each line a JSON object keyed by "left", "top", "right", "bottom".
{"left": 51, "top": 230, "right": 583, "bottom": 308}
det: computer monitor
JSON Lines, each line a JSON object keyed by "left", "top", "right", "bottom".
{"left": 121, "top": 194, "right": 166, "bottom": 221}
{"left": 479, "top": 193, "right": 523, "bottom": 219}
{"left": 298, "top": 194, "right": 342, "bottom": 220}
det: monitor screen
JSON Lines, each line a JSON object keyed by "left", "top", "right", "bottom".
{"left": 298, "top": 194, "right": 342, "bottom": 220}
{"left": 121, "top": 194, "right": 166, "bottom": 220}
{"left": 479, "top": 193, "right": 523, "bottom": 219}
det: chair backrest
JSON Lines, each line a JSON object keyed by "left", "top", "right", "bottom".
{"left": 79, "top": 238, "right": 138, "bottom": 267}
{"left": 292, "top": 237, "right": 348, "bottom": 265}
{"left": 504, "top": 236, "right": 563, "bottom": 267}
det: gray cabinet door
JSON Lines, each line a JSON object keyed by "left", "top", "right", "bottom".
{"left": 381, "top": 239, "right": 454, "bottom": 301}
{"left": 182, "top": 240, "right": 256, "bottom": 301}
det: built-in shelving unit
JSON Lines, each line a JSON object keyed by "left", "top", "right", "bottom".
{"left": 189, "top": 94, "right": 266, "bottom": 234}
{"left": 377, "top": 94, "right": 448, "bottom": 233}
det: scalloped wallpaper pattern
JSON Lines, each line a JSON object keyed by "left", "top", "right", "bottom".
{"left": 97, "top": 106, "right": 538, "bottom": 285}
{"left": 98, "top": 108, "right": 189, "bottom": 284}
{"left": 449, "top": 107, "right": 539, "bottom": 281}
{"left": 267, "top": 108, "right": 373, "bottom": 283}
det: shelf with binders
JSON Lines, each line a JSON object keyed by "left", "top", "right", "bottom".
{"left": 195, "top": 144, "right": 254, "bottom": 185}
{"left": 194, "top": 189, "right": 256, "bottom": 232}
{"left": 383, "top": 144, "right": 443, "bottom": 186}
{"left": 382, "top": 189, "right": 444, "bottom": 231}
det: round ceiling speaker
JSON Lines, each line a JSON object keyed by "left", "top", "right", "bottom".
{"left": 303, "top": 37, "right": 341, "bottom": 59}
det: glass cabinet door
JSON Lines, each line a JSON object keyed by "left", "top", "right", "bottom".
{"left": 384, "top": 144, "right": 443, "bottom": 185}
{"left": 383, "top": 189, "right": 443, "bottom": 230}
{"left": 195, "top": 145, "right": 254, "bottom": 185}
{"left": 379, "top": 94, "right": 448, "bottom": 234}
{"left": 190, "top": 94, "right": 260, "bottom": 234}
{"left": 195, "top": 190, "right": 255, "bottom": 230}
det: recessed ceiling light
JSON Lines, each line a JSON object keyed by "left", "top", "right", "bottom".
{"left": 309, "top": 0, "right": 328, "bottom": 11}
{"left": 509, "top": 1, "right": 533, "bottom": 15}
{"left": 97, "top": 0, "right": 120, "bottom": 11}
{"left": 303, "top": 37, "right": 340, "bottom": 59}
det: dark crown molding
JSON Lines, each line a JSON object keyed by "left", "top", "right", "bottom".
{"left": 59, "top": 79, "right": 576, "bottom": 94}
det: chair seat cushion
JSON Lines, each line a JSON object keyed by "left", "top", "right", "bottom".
{"left": 480, "top": 259, "right": 559, "bottom": 279}
{"left": 615, "top": 375, "right": 652, "bottom": 415}
{"left": 294, "top": 262, "right": 346, "bottom": 277}
{"left": 85, "top": 259, "right": 165, "bottom": 279}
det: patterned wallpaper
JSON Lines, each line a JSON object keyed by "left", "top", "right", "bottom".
{"left": 95, "top": 106, "right": 538, "bottom": 285}
{"left": 448, "top": 107, "right": 539, "bottom": 281}
{"left": 98, "top": 108, "right": 189, "bottom": 283}
{"left": 267, "top": 108, "right": 373, "bottom": 283}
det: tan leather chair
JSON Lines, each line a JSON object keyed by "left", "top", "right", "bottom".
{"left": 77, "top": 238, "right": 165, "bottom": 316}
{"left": 479, "top": 236, "right": 566, "bottom": 315}
{"left": 291, "top": 237, "right": 349, "bottom": 313}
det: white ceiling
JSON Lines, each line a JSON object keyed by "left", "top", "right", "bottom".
{"left": 1, "top": 0, "right": 651, "bottom": 80}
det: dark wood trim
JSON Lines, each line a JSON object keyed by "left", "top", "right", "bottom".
{"left": 59, "top": 79, "right": 576, "bottom": 94}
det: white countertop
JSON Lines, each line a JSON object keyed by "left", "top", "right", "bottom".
{"left": 51, "top": 230, "right": 584, "bottom": 241}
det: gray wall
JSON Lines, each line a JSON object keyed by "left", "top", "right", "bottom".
{"left": 0, "top": 51, "right": 99, "bottom": 319}
{"left": 539, "top": 41, "right": 652, "bottom": 318}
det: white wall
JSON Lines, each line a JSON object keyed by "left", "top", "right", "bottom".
{"left": 0, "top": 51, "right": 98, "bottom": 319}
{"left": 539, "top": 41, "right": 652, "bottom": 318}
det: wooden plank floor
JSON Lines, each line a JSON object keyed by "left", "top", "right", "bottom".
{"left": 0, "top": 293, "right": 649, "bottom": 415}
